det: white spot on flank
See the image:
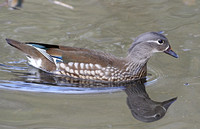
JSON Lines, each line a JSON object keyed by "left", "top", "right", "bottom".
{"left": 65, "top": 66, "right": 70, "bottom": 72}
{"left": 87, "top": 70, "right": 91, "bottom": 75}
{"left": 105, "top": 71, "right": 109, "bottom": 75}
{"left": 84, "top": 70, "right": 88, "bottom": 74}
{"left": 80, "top": 70, "right": 84, "bottom": 74}
{"left": 102, "top": 67, "right": 106, "bottom": 71}
{"left": 95, "top": 70, "right": 101, "bottom": 74}
{"left": 74, "top": 70, "right": 79, "bottom": 75}
{"left": 68, "top": 62, "right": 73, "bottom": 67}
{"left": 80, "top": 63, "right": 84, "bottom": 69}
{"left": 85, "top": 64, "right": 89, "bottom": 69}
{"left": 102, "top": 76, "right": 107, "bottom": 79}
{"left": 99, "top": 72, "right": 104, "bottom": 76}
{"left": 69, "top": 69, "right": 74, "bottom": 73}
{"left": 114, "top": 70, "right": 118, "bottom": 73}
{"left": 95, "top": 64, "right": 101, "bottom": 69}
{"left": 89, "top": 63, "right": 94, "bottom": 68}
{"left": 91, "top": 71, "right": 95, "bottom": 75}
{"left": 74, "top": 62, "right": 79, "bottom": 69}
{"left": 105, "top": 68, "right": 110, "bottom": 72}
{"left": 60, "top": 63, "right": 65, "bottom": 69}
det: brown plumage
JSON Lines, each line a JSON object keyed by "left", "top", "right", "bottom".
{"left": 6, "top": 32, "right": 178, "bottom": 82}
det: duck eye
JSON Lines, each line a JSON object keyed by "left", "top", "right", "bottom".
{"left": 158, "top": 39, "right": 164, "bottom": 44}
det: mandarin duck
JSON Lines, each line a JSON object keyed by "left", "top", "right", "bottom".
{"left": 6, "top": 32, "right": 178, "bottom": 82}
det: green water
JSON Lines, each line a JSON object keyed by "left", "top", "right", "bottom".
{"left": 0, "top": 0, "right": 200, "bottom": 128}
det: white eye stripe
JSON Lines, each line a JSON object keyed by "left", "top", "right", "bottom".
{"left": 146, "top": 40, "right": 164, "bottom": 45}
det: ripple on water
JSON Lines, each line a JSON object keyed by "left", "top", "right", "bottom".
{"left": 146, "top": 65, "right": 165, "bottom": 86}
{"left": 0, "top": 80, "right": 125, "bottom": 94}
{"left": 0, "top": 61, "right": 163, "bottom": 94}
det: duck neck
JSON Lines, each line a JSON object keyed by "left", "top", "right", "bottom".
{"left": 125, "top": 54, "right": 150, "bottom": 77}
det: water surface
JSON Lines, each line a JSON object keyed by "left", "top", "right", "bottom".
{"left": 0, "top": 0, "right": 200, "bottom": 128}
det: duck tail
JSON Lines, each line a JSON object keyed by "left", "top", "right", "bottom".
{"left": 6, "top": 39, "right": 56, "bottom": 72}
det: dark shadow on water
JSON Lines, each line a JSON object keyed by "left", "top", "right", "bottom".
{"left": 125, "top": 79, "right": 177, "bottom": 122}
{"left": 0, "top": 62, "right": 177, "bottom": 122}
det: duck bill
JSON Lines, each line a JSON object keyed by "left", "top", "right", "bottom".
{"left": 164, "top": 46, "right": 179, "bottom": 58}
{"left": 162, "top": 97, "right": 177, "bottom": 110}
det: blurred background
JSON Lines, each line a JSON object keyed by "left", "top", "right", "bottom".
{"left": 0, "top": 0, "right": 200, "bottom": 128}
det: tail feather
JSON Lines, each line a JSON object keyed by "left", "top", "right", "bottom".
{"left": 6, "top": 39, "right": 56, "bottom": 72}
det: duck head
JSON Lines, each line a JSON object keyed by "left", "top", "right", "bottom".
{"left": 128, "top": 32, "right": 178, "bottom": 61}
{"left": 127, "top": 96, "right": 177, "bottom": 122}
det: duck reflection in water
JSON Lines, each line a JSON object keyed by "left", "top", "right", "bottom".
{"left": 125, "top": 79, "right": 177, "bottom": 122}
{"left": 4, "top": 66, "right": 177, "bottom": 122}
